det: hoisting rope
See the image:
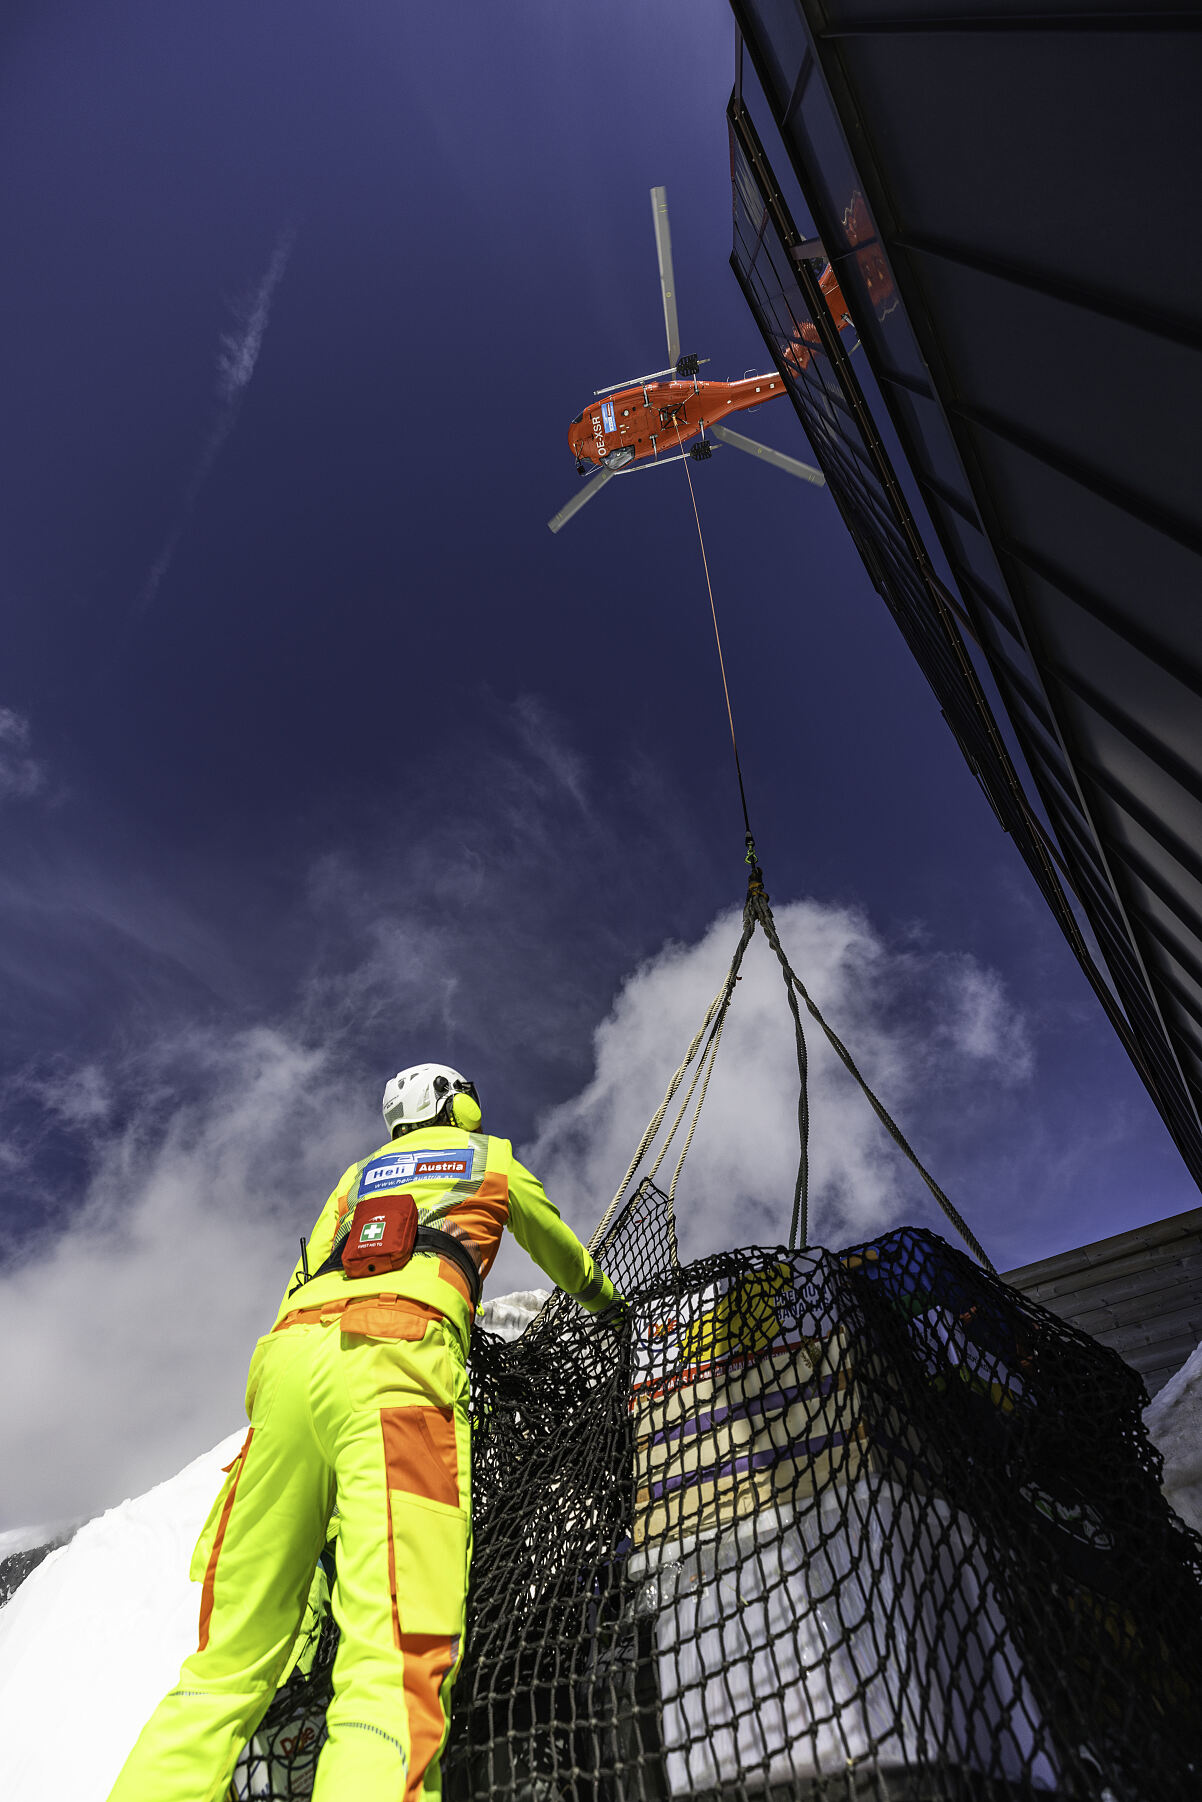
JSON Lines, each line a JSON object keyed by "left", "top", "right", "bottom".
{"left": 583, "top": 423, "right": 995, "bottom": 1276}
{"left": 589, "top": 872, "right": 994, "bottom": 1274}
{"left": 745, "top": 877, "right": 995, "bottom": 1274}
{"left": 665, "top": 419, "right": 811, "bottom": 1249}
{"left": 587, "top": 908, "right": 755, "bottom": 1258}
{"left": 746, "top": 863, "right": 811, "bottom": 1252}
{"left": 674, "top": 420, "right": 754, "bottom": 846}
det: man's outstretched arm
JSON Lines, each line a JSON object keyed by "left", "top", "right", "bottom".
{"left": 506, "top": 1155, "right": 620, "bottom": 1315}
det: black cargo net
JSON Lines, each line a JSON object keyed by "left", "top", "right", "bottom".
{"left": 231, "top": 1186, "right": 1202, "bottom": 1802}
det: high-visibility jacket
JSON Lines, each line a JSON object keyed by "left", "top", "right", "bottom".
{"left": 106, "top": 1128, "right": 613, "bottom": 1802}
{"left": 274, "top": 1126, "right": 614, "bottom": 1345}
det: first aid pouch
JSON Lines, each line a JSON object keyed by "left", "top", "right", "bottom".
{"left": 341, "top": 1192, "right": 419, "bottom": 1278}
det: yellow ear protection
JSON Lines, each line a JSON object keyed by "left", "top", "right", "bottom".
{"left": 431, "top": 1071, "right": 482, "bottom": 1132}
{"left": 449, "top": 1091, "right": 482, "bottom": 1131}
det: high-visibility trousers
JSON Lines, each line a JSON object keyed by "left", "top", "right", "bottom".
{"left": 106, "top": 1302, "right": 472, "bottom": 1802}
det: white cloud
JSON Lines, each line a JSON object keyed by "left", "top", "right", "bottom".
{"left": 139, "top": 225, "right": 295, "bottom": 610}
{"left": 27, "top": 1062, "right": 112, "bottom": 1127}
{"left": 529, "top": 898, "right": 1032, "bottom": 1263}
{"left": 0, "top": 708, "right": 46, "bottom": 803}
{"left": 0, "top": 1025, "right": 377, "bottom": 1528}
{"left": 215, "top": 228, "right": 295, "bottom": 403}
{"left": 942, "top": 960, "right": 1031, "bottom": 1068}
{"left": 511, "top": 694, "right": 591, "bottom": 817}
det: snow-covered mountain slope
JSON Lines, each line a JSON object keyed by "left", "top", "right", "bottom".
{"left": 0, "top": 1522, "right": 84, "bottom": 1609}
{"left": 1144, "top": 1340, "right": 1202, "bottom": 1532}
{"left": 0, "top": 1430, "right": 245, "bottom": 1802}
{"left": 0, "top": 1291, "right": 548, "bottom": 1802}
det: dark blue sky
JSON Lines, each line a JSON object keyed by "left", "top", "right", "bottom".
{"left": 1, "top": 0, "right": 1194, "bottom": 1302}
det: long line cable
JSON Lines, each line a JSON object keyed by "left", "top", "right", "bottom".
{"left": 587, "top": 910, "right": 756, "bottom": 1256}
{"left": 674, "top": 422, "right": 754, "bottom": 846}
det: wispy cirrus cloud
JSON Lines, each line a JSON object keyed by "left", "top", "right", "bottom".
{"left": 138, "top": 225, "right": 295, "bottom": 611}
{"left": 215, "top": 229, "right": 295, "bottom": 403}
{"left": 0, "top": 708, "right": 48, "bottom": 804}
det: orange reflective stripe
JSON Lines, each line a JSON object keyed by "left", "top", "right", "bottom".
{"left": 400, "top": 1633, "right": 456, "bottom": 1802}
{"left": 436, "top": 1255, "right": 473, "bottom": 1309}
{"left": 429, "top": 1170, "right": 510, "bottom": 1280}
{"left": 198, "top": 1427, "right": 253, "bottom": 1651}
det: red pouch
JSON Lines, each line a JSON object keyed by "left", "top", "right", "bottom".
{"left": 342, "top": 1193, "right": 419, "bottom": 1278}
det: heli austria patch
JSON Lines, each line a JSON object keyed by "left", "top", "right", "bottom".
{"left": 601, "top": 399, "right": 617, "bottom": 434}
{"left": 359, "top": 1146, "right": 477, "bottom": 1195}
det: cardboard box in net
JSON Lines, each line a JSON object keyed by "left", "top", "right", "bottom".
{"left": 625, "top": 1260, "right": 1059, "bottom": 1792}
{"left": 630, "top": 1266, "right": 920, "bottom": 1547}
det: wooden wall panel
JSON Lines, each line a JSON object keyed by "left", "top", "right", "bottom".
{"left": 1004, "top": 1209, "right": 1202, "bottom": 1398}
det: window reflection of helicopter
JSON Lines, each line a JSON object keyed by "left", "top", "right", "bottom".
{"left": 548, "top": 186, "right": 853, "bottom": 534}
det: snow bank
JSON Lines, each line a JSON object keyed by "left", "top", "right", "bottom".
{"left": 1144, "top": 1340, "right": 1202, "bottom": 1534}
{"left": 0, "top": 1293, "right": 546, "bottom": 1801}
{"left": 0, "top": 1430, "right": 244, "bottom": 1802}
{"left": 478, "top": 1288, "right": 549, "bottom": 1341}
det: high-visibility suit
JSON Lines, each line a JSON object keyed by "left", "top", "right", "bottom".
{"left": 107, "top": 1125, "right": 615, "bottom": 1802}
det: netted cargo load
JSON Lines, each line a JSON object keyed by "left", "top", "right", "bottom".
{"left": 231, "top": 1183, "right": 1202, "bottom": 1802}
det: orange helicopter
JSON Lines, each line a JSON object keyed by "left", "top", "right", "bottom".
{"left": 548, "top": 186, "right": 857, "bottom": 534}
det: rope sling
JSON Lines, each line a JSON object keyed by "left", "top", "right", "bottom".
{"left": 586, "top": 424, "right": 995, "bottom": 1274}
{"left": 589, "top": 859, "right": 994, "bottom": 1274}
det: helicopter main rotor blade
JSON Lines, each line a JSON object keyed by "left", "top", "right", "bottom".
{"left": 709, "top": 422, "right": 825, "bottom": 486}
{"left": 547, "top": 463, "right": 620, "bottom": 534}
{"left": 650, "top": 186, "right": 681, "bottom": 369}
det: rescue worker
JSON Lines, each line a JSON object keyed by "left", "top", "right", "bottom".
{"left": 107, "top": 1062, "right": 622, "bottom": 1802}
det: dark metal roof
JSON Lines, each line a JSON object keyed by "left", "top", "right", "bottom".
{"left": 1004, "top": 1207, "right": 1202, "bottom": 1399}
{"left": 727, "top": 1, "right": 1202, "bottom": 1193}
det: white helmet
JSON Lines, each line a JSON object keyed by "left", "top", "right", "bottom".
{"left": 382, "top": 1063, "right": 481, "bottom": 1137}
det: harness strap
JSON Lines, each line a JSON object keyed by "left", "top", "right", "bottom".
{"left": 302, "top": 1224, "right": 482, "bottom": 1309}
{"left": 415, "top": 1226, "right": 483, "bottom": 1309}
